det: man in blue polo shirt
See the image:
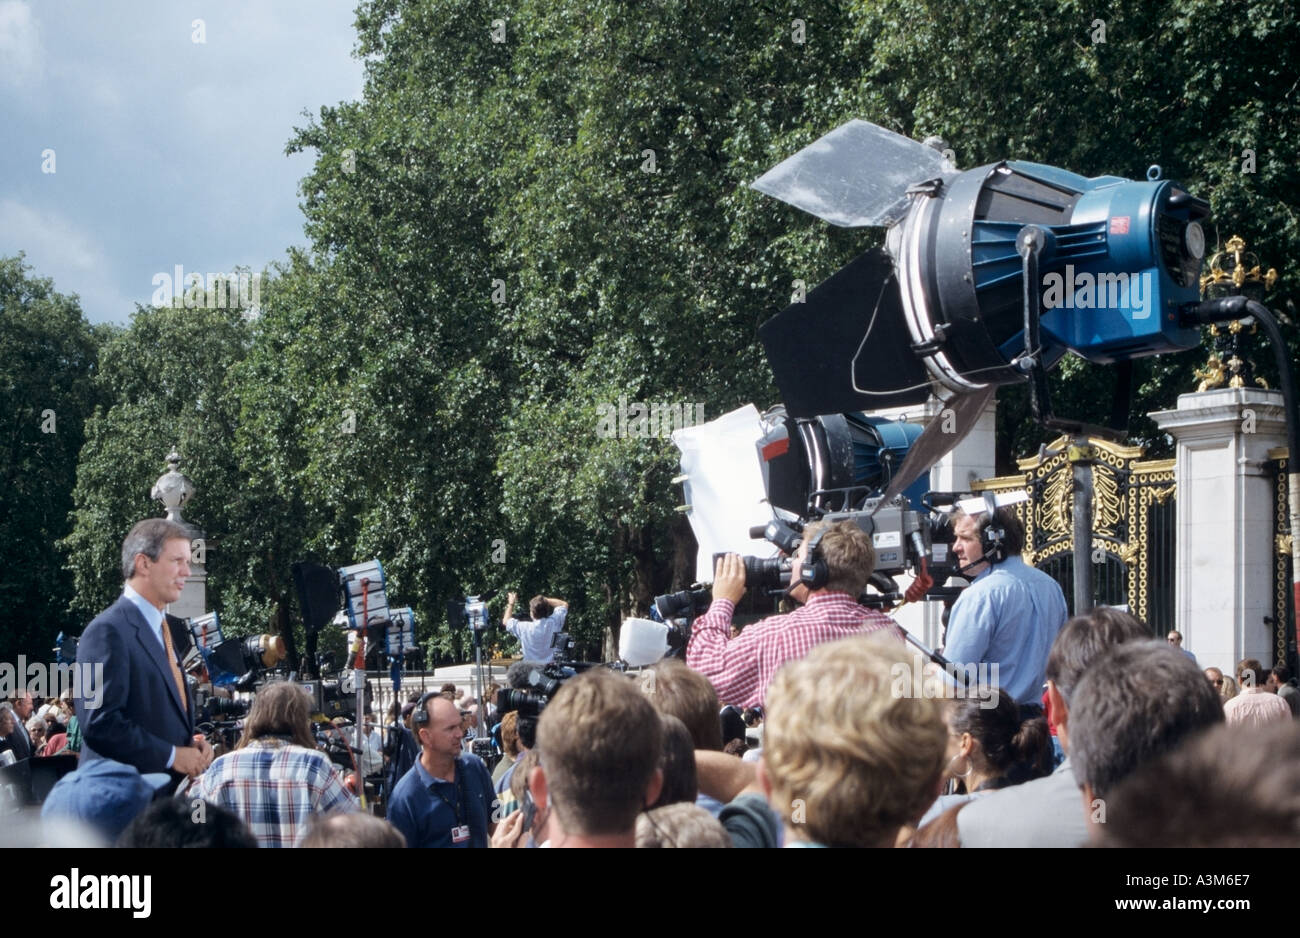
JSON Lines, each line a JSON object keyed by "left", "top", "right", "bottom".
{"left": 944, "top": 505, "right": 1068, "bottom": 718}
{"left": 386, "top": 693, "right": 496, "bottom": 848}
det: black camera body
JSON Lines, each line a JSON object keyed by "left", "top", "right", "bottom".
{"left": 653, "top": 588, "right": 713, "bottom": 620}
{"left": 193, "top": 687, "right": 250, "bottom": 752}
{"left": 314, "top": 722, "right": 358, "bottom": 769}
{"left": 201, "top": 694, "right": 250, "bottom": 721}
{"left": 837, "top": 494, "right": 962, "bottom": 578}
{"left": 710, "top": 493, "right": 969, "bottom": 608}
{"left": 711, "top": 552, "right": 795, "bottom": 593}
{"left": 496, "top": 661, "right": 576, "bottom": 749}
{"left": 471, "top": 737, "right": 496, "bottom": 768}
{"left": 817, "top": 494, "right": 968, "bottom": 604}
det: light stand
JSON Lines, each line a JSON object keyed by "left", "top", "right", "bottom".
{"left": 354, "top": 579, "right": 368, "bottom": 810}
{"left": 463, "top": 597, "right": 493, "bottom": 760}
{"left": 339, "top": 559, "right": 390, "bottom": 811}
{"left": 1014, "top": 225, "right": 1120, "bottom": 614}
{"left": 1070, "top": 443, "right": 1096, "bottom": 615}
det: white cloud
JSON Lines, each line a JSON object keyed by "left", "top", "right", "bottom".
{"left": 0, "top": 1, "right": 43, "bottom": 87}
{"left": 87, "top": 78, "right": 122, "bottom": 110}
{"left": 0, "top": 198, "right": 105, "bottom": 271}
{"left": 0, "top": 198, "right": 136, "bottom": 322}
{"left": 0, "top": 1, "right": 364, "bottom": 321}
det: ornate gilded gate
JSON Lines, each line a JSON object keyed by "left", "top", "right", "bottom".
{"left": 1269, "top": 447, "right": 1297, "bottom": 671}
{"left": 972, "top": 436, "right": 1176, "bottom": 631}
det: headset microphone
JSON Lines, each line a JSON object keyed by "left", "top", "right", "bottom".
{"left": 797, "top": 525, "right": 831, "bottom": 590}
{"left": 977, "top": 491, "right": 1008, "bottom": 566}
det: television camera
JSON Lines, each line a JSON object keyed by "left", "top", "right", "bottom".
{"left": 670, "top": 399, "right": 1006, "bottom": 615}
{"left": 494, "top": 629, "right": 632, "bottom": 747}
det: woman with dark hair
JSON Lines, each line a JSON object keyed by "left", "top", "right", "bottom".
{"left": 195, "top": 682, "right": 357, "bottom": 847}
{"left": 914, "top": 690, "right": 1051, "bottom": 829}
{"left": 651, "top": 714, "right": 699, "bottom": 808}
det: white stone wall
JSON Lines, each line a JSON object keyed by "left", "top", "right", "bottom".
{"left": 1151, "top": 388, "right": 1287, "bottom": 673}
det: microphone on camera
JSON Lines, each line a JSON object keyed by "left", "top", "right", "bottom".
{"left": 505, "top": 660, "right": 547, "bottom": 690}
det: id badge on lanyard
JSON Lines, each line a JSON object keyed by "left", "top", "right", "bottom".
{"left": 434, "top": 768, "right": 473, "bottom": 846}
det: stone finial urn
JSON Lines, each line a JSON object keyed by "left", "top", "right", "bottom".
{"left": 150, "top": 449, "right": 195, "bottom": 523}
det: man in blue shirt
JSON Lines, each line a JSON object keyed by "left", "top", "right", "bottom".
{"left": 1166, "top": 630, "right": 1198, "bottom": 665}
{"left": 386, "top": 693, "right": 496, "bottom": 848}
{"left": 501, "top": 591, "right": 569, "bottom": 663}
{"left": 944, "top": 506, "right": 1068, "bottom": 713}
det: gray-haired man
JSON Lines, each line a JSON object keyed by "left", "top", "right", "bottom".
{"left": 76, "top": 519, "right": 213, "bottom": 787}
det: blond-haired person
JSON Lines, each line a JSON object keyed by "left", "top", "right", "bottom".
{"left": 760, "top": 635, "right": 947, "bottom": 848}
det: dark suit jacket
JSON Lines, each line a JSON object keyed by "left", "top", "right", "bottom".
{"left": 0, "top": 734, "right": 32, "bottom": 806}
{"left": 1, "top": 709, "right": 34, "bottom": 804}
{"left": 385, "top": 724, "right": 420, "bottom": 797}
{"left": 75, "top": 594, "right": 195, "bottom": 777}
{"left": 5, "top": 716, "right": 32, "bottom": 761}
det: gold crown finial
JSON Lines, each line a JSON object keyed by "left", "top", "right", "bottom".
{"left": 1193, "top": 235, "right": 1277, "bottom": 392}
{"left": 1201, "top": 234, "right": 1279, "bottom": 297}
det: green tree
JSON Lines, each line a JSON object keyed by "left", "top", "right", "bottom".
{"left": 283, "top": 1, "right": 517, "bottom": 661}
{"left": 62, "top": 300, "right": 252, "bottom": 631}
{"left": 286, "top": 0, "right": 881, "bottom": 653}
{"left": 0, "top": 255, "right": 104, "bottom": 663}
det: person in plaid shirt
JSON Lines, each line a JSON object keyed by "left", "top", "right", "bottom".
{"left": 196, "top": 681, "right": 358, "bottom": 847}
{"left": 686, "top": 520, "right": 903, "bottom": 708}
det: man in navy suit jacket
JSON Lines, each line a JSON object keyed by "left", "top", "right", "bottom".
{"left": 75, "top": 519, "right": 214, "bottom": 785}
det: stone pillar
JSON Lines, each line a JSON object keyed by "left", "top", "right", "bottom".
{"left": 1150, "top": 388, "right": 1287, "bottom": 673}
{"left": 150, "top": 449, "right": 206, "bottom": 619}
{"left": 868, "top": 396, "right": 998, "bottom": 650}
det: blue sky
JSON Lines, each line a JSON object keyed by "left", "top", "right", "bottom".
{"left": 0, "top": 0, "right": 365, "bottom": 323}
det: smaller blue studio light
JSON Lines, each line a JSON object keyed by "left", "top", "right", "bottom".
{"left": 53, "top": 631, "right": 78, "bottom": 665}
{"left": 187, "top": 611, "right": 235, "bottom": 685}
{"left": 338, "top": 559, "right": 389, "bottom": 629}
{"left": 754, "top": 120, "right": 1209, "bottom": 419}
{"left": 385, "top": 607, "right": 417, "bottom": 657}
{"left": 758, "top": 407, "right": 928, "bottom": 515}
{"left": 463, "top": 598, "right": 491, "bottom": 631}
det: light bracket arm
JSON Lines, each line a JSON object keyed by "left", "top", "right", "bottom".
{"left": 1015, "top": 225, "right": 1118, "bottom": 438}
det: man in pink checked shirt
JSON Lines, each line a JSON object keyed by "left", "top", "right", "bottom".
{"left": 686, "top": 520, "right": 904, "bottom": 708}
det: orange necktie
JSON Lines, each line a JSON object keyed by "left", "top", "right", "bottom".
{"left": 161, "top": 620, "right": 188, "bottom": 710}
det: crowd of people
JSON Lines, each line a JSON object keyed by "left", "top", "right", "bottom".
{"left": 0, "top": 691, "right": 79, "bottom": 805}
{"left": 2, "top": 512, "right": 1298, "bottom": 848}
